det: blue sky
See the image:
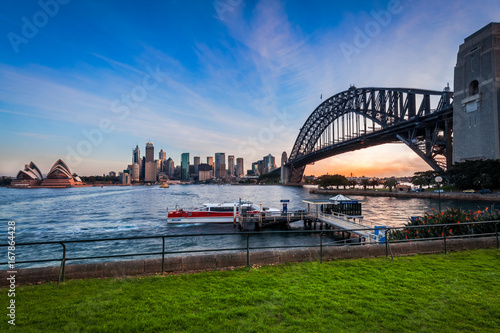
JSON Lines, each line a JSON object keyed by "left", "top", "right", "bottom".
{"left": 1, "top": 0, "right": 499, "bottom": 177}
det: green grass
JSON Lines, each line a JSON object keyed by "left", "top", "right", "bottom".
{"left": 2, "top": 249, "right": 500, "bottom": 332}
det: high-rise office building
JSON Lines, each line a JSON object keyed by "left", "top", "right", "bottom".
{"left": 207, "top": 156, "right": 214, "bottom": 177}
{"left": 166, "top": 158, "right": 175, "bottom": 178}
{"left": 146, "top": 142, "right": 154, "bottom": 162}
{"left": 227, "top": 155, "right": 235, "bottom": 177}
{"left": 133, "top": 145, "right": 140, "bottom": 164}
{"left": 193, "top": 156, "right": 201, "bottom": 175}
{"left": 215, "top": 153, "right": 226, "bottom": 178}
{"left": 144, "top": 161, "right": 157, "bottom": 183}
{"left": 140, "top": 156, "right": 146, "bottom": 181}
{"left": 198, "top": 164, "right": 213, "bottom": 182}
{"left": 236, "top": 158, "right": 244, "bottom": 178}
{"left": 181, "top": 153, "right": 189, "bottom": 181}
{"left": 130, "top": 163, "right": 140, "bottom": 182}
{"left": 159, "top": 149, "right": 166, "bottom": 161}
{"left": 263, "top": 154, "right": 276, "bottom": 174}
{"left": 252, "top": 161, "right": 260, "bottom": 175}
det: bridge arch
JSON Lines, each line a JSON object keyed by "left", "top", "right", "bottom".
{"left": 283, "top": 87, "right": 453, "bottom": 184}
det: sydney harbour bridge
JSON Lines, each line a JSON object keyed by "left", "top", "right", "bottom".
{"left": 279, "top": 86, "right": 454, "bottom": 184}
{"left": 277, "top": 23, "right": 500, "bottom": 184}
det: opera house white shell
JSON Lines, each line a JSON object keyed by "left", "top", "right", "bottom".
{"left": 11, "top": 159, "right": 86, "bottom": 188}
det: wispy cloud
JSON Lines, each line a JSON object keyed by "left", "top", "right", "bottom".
{"left": 1, "top": 0, "right": 499, "bottom": 176}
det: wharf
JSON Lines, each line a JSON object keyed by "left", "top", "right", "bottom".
{"left": 236, "top": 203, "right": 383, "bottom": 243}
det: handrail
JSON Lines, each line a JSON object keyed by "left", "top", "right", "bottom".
{"left": 0, "top": 220, "right": 498, "bottom": 283}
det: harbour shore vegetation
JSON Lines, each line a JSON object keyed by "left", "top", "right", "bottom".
{"left": 389, "top": 207, "right": 500, "bottom": 241}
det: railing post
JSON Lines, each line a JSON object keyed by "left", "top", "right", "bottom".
{"left": 442, "top": 226, "right": 447, "bottom": 255}
{"left": 58, "top": 242, "right": 66, "bottom": 285}
{"left": 320, "top": 232, "right": 323, "bottom": 264}
{"left": 385, "top": 228, "right": 389, "bottom": 257}
{"left": 162, "top": 236, "right": 165, "bottom": 274}
{"left": 496, "top": 222, "right": 499, "bottom": 249}
{"left": 246, "top": 234, "right": 250, "bottom": 271}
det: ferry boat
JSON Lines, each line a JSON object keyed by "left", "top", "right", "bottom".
{"left": 167, "top": 202, "right": 278, "bottom": 224}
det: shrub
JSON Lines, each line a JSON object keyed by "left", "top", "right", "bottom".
{"left": 388, "top": 207, "right": 500, "bottom": 241}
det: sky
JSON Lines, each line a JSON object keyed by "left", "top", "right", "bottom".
{"left": 0, "top": 0, "right": 499, "bottom": 178}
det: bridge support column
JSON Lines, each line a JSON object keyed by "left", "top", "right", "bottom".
{"left": 280, "top": 165, "right": 291, "bottom": 185}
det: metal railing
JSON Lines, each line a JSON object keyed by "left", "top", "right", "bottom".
{"left": 1, "top": 220, "right": 498, "bottom": 285}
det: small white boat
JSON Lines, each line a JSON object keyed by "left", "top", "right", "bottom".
{"left": 167, "top": 201, "right": 279, "bottom": 224}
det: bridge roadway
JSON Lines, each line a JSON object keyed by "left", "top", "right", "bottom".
{"left": 237, "top": 211, "right": 383, "bottom": 243}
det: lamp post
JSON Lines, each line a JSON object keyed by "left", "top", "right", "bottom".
{"left": 435, "top": 176, "right": 443, "bottom": 212}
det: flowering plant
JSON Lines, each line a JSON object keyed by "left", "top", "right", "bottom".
{"left": 388, "top": 207, "right": 499, "bottom": 240}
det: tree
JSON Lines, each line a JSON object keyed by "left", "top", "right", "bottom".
{"left": 412, "top": 170, "right": 438, "bottom": 188}
{"left": 447, "top": 159, "right": 500, "bottom": 190}
{"left": 360, "top": 178, "right": 370, "bottom": 190}
{"left": 370, "top": 178, "right": 379, "bottom": 190}
{"left": 316, "top": 174, "right": 349, "bottom": 189}
{"left": 384, "top": 177, "right": 398, "bottom": 192}
{"left": 474, "top": 173, "right": 492, "bottom": 190}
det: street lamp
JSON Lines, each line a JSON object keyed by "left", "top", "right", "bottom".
{"left": 435, "top": 176, "right": 443, "bottom": 211}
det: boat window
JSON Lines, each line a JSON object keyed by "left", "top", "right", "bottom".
{"left": 211, "top": 207, "right": 234, "bottom": 212}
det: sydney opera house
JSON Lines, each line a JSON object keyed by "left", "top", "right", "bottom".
{"left": 11, "top": 159, "right": 87, "bottom": 188}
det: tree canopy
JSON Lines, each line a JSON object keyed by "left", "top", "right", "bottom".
{"left": 316, "top": 174, "right": 349, "bottom": 189}
{"left": 447, "top": 159, "right": 500, "bottom": 190}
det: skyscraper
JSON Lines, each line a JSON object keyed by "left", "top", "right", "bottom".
{"left": 227, "top": 155, "right": 235, "bottom": 177}
{"left": 236, "top": 158, "right": 244, "bottom": 178}
{"left": 207, "top": 156, "right": 214, "bottom": 177}
{"left": 166, "top": 158, "right": 175, "bottom": 178}
{"left": 193, "top": 156, "right": 201, "bottom": 175}
{"left": 181, "top": 153, "right": 189, "bottom": 181}
{"left": 144, "top": 142, "right": 156, "bottom": 182}
{"left": 133, "top": 145, "right": 140, "bottom": 164}
{"left": 215, "top": 153, "right": 226, "bottom": 179}
{"left": 146, "top": 142, "right": 154, "bottom": 162}
{"left": 159, "top": 149, "right": 166, "bottom": 161}
{"left": 263, "top": 154, "right": 276, "bottom": 174}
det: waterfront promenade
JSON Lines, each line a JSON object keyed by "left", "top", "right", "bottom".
{"left": 310, "top": 188, "right": 500, "bottom": 202}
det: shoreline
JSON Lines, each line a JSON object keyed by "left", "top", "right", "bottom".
{"left": 310, "top": 188, "right": 500, "bottom": 202}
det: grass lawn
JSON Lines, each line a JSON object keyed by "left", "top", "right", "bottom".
{"left": 2, "top": 249, "right": 499, "bottom": 332}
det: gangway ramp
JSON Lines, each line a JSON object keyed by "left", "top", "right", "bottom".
{"left": 303, "top": 198, "right": 384, "bottom": 243}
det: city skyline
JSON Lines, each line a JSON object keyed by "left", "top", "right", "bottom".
{"left": 122, "top": 141, "right": 254, "bottom": 182}
{"left": 1, "top": 1, "right": 500, "bottom": 177}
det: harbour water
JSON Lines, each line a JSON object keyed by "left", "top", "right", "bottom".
{"left": 0, "top": 185, "right": 496, "bottom": 268}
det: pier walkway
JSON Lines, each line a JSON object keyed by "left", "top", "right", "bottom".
{"left": 237, "top": 211, "right": 385, "bottom": 243}
{"left": 316, "top": 212, "right": 382, "bottom": 242}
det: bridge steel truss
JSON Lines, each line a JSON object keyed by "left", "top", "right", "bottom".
{"left": 285, "top": 87, "right": 454, "bottom": 183}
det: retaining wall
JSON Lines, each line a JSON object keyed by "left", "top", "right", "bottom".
{"left": 1, "top": 237, "right": 497, "bottom": 286}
